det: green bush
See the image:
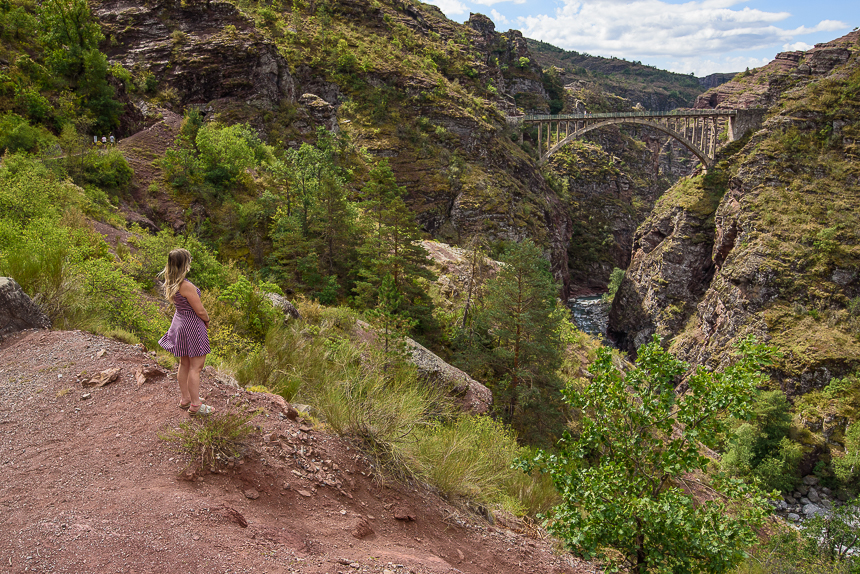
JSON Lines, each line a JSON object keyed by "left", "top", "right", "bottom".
{"left": 125, "top": 227, "right": 229, "bottom": 291}
{"left": 601, "top": 266, "right": 625, "bottom": 304}
{"left": 722, "top": 390, "right": 801, "bottom": 492}
{"left": 218, "top": 274, "right": 280, "bottom": 341}
{"left": 0, "top": 113, "right": 55, "bottom": 154}
{"left": 82, "top": 148, "right": 133, "bottom": 189}
{"left": 834, "top": 423, "right": 860, "bottom": 490}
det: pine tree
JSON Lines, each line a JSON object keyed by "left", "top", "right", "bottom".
{"left": 354, "top": 160, "right": 435, "bottom": 335}
{"left": 268, "top": 133, "right": 357, "bottom": 302}
{"left": 477, "top": 239, "right": 565, "bottom": 442}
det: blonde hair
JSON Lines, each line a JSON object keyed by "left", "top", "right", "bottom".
{"left": 159, "top": 248, "right": 191, "bottom": 302}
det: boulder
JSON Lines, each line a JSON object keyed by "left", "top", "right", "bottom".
{"left": 802, "top": 475, "right": 819, "bottom": 486}
{"left": 0, "top": 277, "right": 51, "bottom": 341}
{"left": 807, "top": 488, "right": 821, "bottom": 503}
{"left": 802, "top": 503, "right": 825, "bottom": 517}
{"left": 787, "top": 513, "right": 800, "bottom": 522}
{"left": 405, "top": 337, "right": 492, "bottom": 415}
{"left": 264, "top": 293, "right": 301, "bottom": 320}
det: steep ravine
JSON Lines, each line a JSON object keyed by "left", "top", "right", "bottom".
{"left": 608, "top": 30, "right": 860, "bottom": 392}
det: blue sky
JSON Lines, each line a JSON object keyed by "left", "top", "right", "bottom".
{"left": 423, "top": 0, "right": 858, "bottom": 76}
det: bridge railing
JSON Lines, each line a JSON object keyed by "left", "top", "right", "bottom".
{"left": 520, "top": 109, "right": 737, "bottom": 121}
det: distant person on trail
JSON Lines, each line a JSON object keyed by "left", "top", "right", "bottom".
{"left": 101, "top": 136, "right": 106, "bottom": 144}
{"left": 157, "top": 248, "right": 213, "bottom": 417}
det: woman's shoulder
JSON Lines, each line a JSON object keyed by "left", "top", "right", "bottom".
{"left": 179, "top": 279, "right": 198, "bottom": 294}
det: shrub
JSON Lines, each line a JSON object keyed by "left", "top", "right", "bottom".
{"left": 160, "top": 407, "right": 262, "bottom": 470}
{"left": 0, "top": 113, "right": 55, "bottom": 154}
{"left": 601, "top": 267, "right": 625, "bottom": 304}
{"left": 125, "top": 227, "right": 229, "bottom": 292}
{"left": 82, "top": 148, "right": 133, "bottom": 189}
{"left": 833, "top": 423, "right": 860, "bottom": 490}
{"left": 722, "top": 390, "right": 801, "bottom": 492}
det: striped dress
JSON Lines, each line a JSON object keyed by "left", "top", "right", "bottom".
{"left": 158, "top": 282, "right": 210, "bottom": 357}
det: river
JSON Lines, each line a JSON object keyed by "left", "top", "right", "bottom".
{"left": 567, "top": 295, "right": 610, "bottom": 340}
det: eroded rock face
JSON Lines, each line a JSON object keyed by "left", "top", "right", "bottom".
{"left": 95, "top": 0, "right": 296, "bottom": 110}
{"left": 0, "top": 278, "right": 51, "bottom": 340}
{"left": 695, "top": 30, "right": 859, "bottom": 110}
{"left": 607, "top": 186, "right": 717, "bottom": 354}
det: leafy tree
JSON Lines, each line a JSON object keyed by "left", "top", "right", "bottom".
{"left": 476, "top": 239, "right": 565, "bottom": 439}
{"left": 195, "top": 123, "right": 268, "bottom": 187}
{"left": 521, "top": 336, "right": 776, "bottom": 573}
{"left": 39, "top": 0, "right": 121, "bottom": 131}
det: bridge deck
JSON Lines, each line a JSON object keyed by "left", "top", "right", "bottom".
{"left": 518, "top": 110, "right": 736, "bottom": 121}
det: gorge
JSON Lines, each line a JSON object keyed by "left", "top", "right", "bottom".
{"left": 1, "top": 0, "right": 859, "bottom": 572}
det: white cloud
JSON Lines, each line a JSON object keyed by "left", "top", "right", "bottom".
{"left": 516, "top": 0, "right": 848, "bottom": 59}
{"left": 783, "top": 41, "right": 813, "bottom": 51}
{"left": 423, "top": 0, "right": 469, "bottom": 16}
{"left": 472, "top": 0, "right": 526, "bottom": 5}
{"left": 666, "top": 55, "right": 771, "bottom": 76}
{"left": 490, "top": 9, "right": 511, "bottom": 26}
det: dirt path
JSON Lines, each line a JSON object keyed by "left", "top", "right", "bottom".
{"left": 0, "top": 329, "right": 599, "bottom": 574}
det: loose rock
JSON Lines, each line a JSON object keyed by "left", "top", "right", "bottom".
{"left": 81, "top": 367, "right": 121, "bottom": 388}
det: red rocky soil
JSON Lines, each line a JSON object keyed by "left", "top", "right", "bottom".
{"left": 0, "top": 329, "right": 598, "bottom": 574}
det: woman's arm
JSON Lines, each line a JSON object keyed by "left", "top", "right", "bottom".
{"left": 179, "top": 280, "right": 210, "bottom": 326}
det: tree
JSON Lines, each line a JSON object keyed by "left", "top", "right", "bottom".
{"left": 521, "top": 336, "right": 776, "bottom": 573}
{"left": 39, "top": 0, "right": 121, "bottom": 131}
{"left": 478, "top": 239, "right": 565, "bottom": 437}
{"left": 354, "top": 160, "right": 435, "bottom": 335}
{"left": 268, "top": 132, "right": 358, "bottom": 301}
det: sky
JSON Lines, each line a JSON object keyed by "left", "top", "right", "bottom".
{"left": 422, "top": 0, "right": 858, "bottom": 76}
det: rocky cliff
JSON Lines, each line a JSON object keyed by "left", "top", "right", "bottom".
{"left": 609, "top": 31, "right": 860, "bottom": 394}
{"left": 92, "top": 0, "right": 577, "bottom": 294}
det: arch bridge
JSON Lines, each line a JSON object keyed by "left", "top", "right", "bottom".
{"left": 510, "top": 109, "right": 764, "bottom": 169}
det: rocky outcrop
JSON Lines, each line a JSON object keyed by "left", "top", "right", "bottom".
{"left": 95, "top": 0, "right": 296, "bottom": 110}
{"left": 698, "top": 72, "right": 737, "bottom": 90}
{"left": 354, "top": 319, "right": 492, "bottom": 414}
{"left": 405, "top": 338, "right": 492, "bottom": 414}
{"left": 695, "top": 30, "right": 859, "bottom": 110}
{"left": 607, "top": 177, "right": 718, "bottom": 353}
{"left": 0, "top": 278, "right": 51, "bottom": 340}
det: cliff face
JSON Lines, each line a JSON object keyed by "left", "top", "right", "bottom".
{"left": 95, "top": 1, "right": 296, "bottom": 110}
{"left": 609, "top": 32, "right": 860, "bottom": 393}
{"left": 695, "top": 31, "right": 858, "bottom": 110}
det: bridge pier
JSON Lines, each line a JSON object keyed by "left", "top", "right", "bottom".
{"left": 729, "top": 108, "right": 766, "bottom": 142}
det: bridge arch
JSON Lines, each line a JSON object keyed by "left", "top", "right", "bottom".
{"left": 542, "top": 118, "right": 711, "bottom": 167}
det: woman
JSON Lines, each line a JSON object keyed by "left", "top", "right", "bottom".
{"left": 158, "top": 248, "right": 214, "bottom": 416}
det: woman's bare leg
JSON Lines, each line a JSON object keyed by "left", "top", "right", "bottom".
{"left": 187, "top": 355, "right": 207, "bottom": 407}
{"left": 177, "top": 356, "right": 191, "bottom": 406}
